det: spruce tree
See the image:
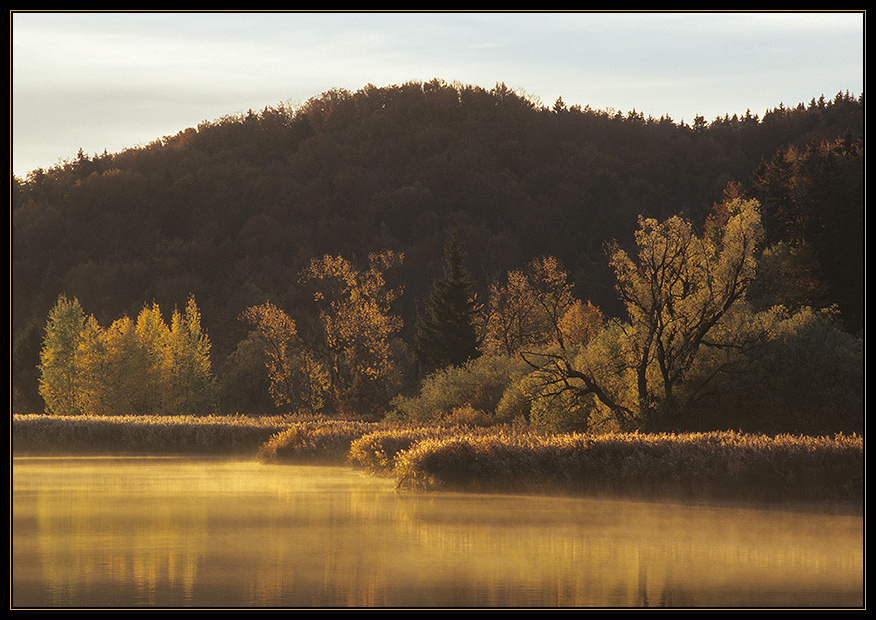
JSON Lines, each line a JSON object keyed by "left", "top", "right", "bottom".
{"left": 415, "top": 234, "right": 481, "bottom": 373}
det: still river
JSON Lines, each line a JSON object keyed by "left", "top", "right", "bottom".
{"left": 12, "top": 456, "right": 863, "bottom": 608}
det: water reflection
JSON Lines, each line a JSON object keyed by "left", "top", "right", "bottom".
{"left": 12, "top": 456, "right": 863, "bottom": 608}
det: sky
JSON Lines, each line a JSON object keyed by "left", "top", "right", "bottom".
{"left": 10, "top": 10, "right": 865, "bottom": 179}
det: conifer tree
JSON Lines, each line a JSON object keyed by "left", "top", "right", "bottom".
{"left": 415, "top": 234, "right": 481, "bottom": 373}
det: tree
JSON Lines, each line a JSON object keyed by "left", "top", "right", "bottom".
{"left": 415, "top": 234, "right": 482, "bottom": 373}
{"left": 38, "top": 296, "right": 87, "bottom": 416}
{"left": 13, "top": 318, "right": 45, "bottom": 414}
{"left": 240, "top": 301, "right": 330, "bottom": 414}
{"left": 749, "top": 136, "right": 864, "bottom": 332}
{"left": 612, "top": 197, "right": 764, "bottom": 429}
{"left": 73, "top": 314, "right": 110, "bottom": 415}
{"left": 99, "top": 314, "right": 153, "bottom": 416}
{"left": 166, "top": 296, "right": 218, "bottom": 416}
{"left": 528, "top": 198, "right": 765, "bottom": 432}
{"left": 132, "top": 303, "right": 173, "bottom": 414}
{"left": 217, "top": 330, "right": 274, "bottom": 414}
{"left": 301, "top": 250, "right": 406, "bottom": 414}
{"left": 557, "top": 300, "right": 603, "bottom": 349}
{"left": 38, "top": 295, "right": 218, "bottom": 416}
{"left": 680, "top": 305, "right": 863, "bottom": 435}
{"left": 483, "top": 256, "right": 577, "bottom": 356}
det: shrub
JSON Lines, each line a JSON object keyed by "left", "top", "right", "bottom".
{"left": 684, "top": 306, "right": 863, "bottom": 435}
{"left": 390, "top": 354, "right": 533, "bottom": 423}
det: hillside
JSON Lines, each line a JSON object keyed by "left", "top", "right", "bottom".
{"left": 12, "top": 80, "right": 864, "bottom": 415}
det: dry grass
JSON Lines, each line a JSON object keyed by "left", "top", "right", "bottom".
{"left": 256, "top": 420, "right": 380, "bottom": 464}
{"left": 391, "top": 430, "right": 863, "bottom": 509}
{"left": 347, "top": 425, "right": 462, "bottom": 475}
{"left": 12, "top": 414, "right": 862, "bottom": 510}
{"left": 12, "top": 413, "right": 306, "bottom": 455}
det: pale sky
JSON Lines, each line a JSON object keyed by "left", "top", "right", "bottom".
{"left": 10, "top": 10, "right": 865, "bottom": 179}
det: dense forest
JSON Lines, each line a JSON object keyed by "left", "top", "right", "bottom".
{"left": 12, "top": 80, "right": 864, "bottom": 433}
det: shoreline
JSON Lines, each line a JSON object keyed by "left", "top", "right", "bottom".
{"left": 12, "top": 413, "right": 863, "bottom": 515}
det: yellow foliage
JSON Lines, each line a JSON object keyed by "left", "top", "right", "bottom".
{"left": 40, "top": 295, "right": 217, "bottom": 416}
{"left": 558, "top": 300, "right": 603, "bottom": 347}
{"left": 300, "top": 251, "right": 405, "bottom": 412}
{"left": 484, "top": 255, "right": 576, "bottom": 356}
{"left": 241, "top": 301, "right": 331, "bottom": 413}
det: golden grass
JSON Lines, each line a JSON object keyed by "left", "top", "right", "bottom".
{"left": 12, "top": 413, "right": 303, "bottom": 455}
{"left": 256, "top": 420, "right": 380, "bottom": 464}
{"left": 391, "top": 430, "right": 863, "bottom": 508}
{"left": 12, "top": 415, "right": 862, "bottom": 510}
{"left": 347, "top": 426, "right": 449, "bottom": 475}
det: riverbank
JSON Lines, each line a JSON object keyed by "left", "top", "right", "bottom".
{"left": 12, "top": 414, "right": 863, "bottom": 513}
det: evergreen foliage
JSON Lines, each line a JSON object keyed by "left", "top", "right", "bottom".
{"left": 414, "top": 234, "right": 482, "bottom": 373}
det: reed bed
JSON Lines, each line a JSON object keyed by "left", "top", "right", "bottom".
{"left": 12, "top": 414, "right": 862, "bottom": 510}
{"left": 12, "top": 413, "right": 303, "bottom": 455}
{"left": 391, "top": 430, "right": 863, "bottom": 509}
{"left": 347, "top": 424, "right": 520, "bottom": 475}
{"left": 256, "top": 420, "right": 381, "bottom": 464}
{"left": 348, "top": 426, "right": 454, "bottom": 475}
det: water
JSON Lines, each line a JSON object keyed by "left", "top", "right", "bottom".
{"left": 12, "top": 456, "right": 863, "bottom": 608}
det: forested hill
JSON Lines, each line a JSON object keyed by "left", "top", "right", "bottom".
{"left": 12, "top": 80, "right": 863, "bottom": 398}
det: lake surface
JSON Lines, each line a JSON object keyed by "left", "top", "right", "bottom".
{"left": 12, "top": 456, "right": 863, "bottom": 608}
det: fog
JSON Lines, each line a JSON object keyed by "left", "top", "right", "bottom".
{"left": 12, "top": 456, "right": 863, "bottom": 608}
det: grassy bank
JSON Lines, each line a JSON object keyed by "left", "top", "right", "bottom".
{"left": 388, "top": 430, "right": 864, "bottom": 509}
{"left": 12, "top": 413, "right": 302, "bottom": 455}
{"left": 256, "top": 420, "right": 381, "bottom": 464}
{"left": 268, "top": 421, "right": 863, "bottom": 510}
{"left": 12, "top": 414, "right": 863, "bottom": 512}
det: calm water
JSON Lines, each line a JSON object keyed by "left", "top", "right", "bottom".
{"left": 12, "top": 456, "right": 863, "bottom": 608}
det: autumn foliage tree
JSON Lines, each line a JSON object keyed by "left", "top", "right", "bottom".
{"left": 614, "top": 197, "right": 764, "bottom": 430}
{"left": 301, "top": 250, "right": 408, "bottom": 415}
{"left": 38, "top": 296, "right": 87, "bottom": 416}
{"left": 165, "top": 297, "right": 220, "bottom": 416}
{"left": 484, "top": 255, "right": 577, "bottom": 356}
{"left": 240, "top": 301, "right": 330, "bottom": 414}
{"left": 15, "top": 84, "right": 862, "bottom": 431}
{"left": 528, "top": 198, "right": 765, "bottom": 432}
{"left": 38, "top": 295, "right": 217, "bottom": 416}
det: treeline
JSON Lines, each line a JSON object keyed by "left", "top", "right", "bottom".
{"left": 12, "top": 80, "right": 863, "bottom": 433}
{"left": 30, "top": 193, "right": 862, "bottom": 437}
{"left": 38, "top": 295, "right": 217, "bottom": 418}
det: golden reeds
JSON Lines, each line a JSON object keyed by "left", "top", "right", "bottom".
{"left": 391, "top": 430, "right": 863, "bottom": 508}
{"left": 12, "top": 414, "right": 862, "bottom": 510}
{"left": 12, "top": 413, "right": 299, "bottom": 455}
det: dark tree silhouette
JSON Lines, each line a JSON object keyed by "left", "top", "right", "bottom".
{"left": 415, "top": 233, "right": 482, "bottom": 373}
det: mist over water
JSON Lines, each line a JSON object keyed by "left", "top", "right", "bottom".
{"left": 12, "top": 456, "right": 863, "bottom": 608}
